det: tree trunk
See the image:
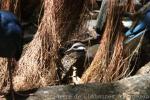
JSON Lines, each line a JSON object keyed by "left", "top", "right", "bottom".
{"left": 25, "top": 74, "right": 150, "bottom": 100}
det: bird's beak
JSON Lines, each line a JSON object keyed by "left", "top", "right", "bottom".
{"left": 65, "top": 48, "right": 73, "bottom": 54}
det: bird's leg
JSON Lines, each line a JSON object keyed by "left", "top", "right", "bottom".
{"left": 55, "top": 67, "right": 62, "bottom": 84}
{"left": 8, "top": 58, "right": 15, "bottom": 100}
{"left": 71, "top": 66, "right": 83, "bottom": 84}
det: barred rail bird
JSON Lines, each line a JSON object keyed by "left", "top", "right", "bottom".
{"left": 61, "top": 43, "right": 86, "bottom": 83}
{"left": 61, "top": 42, "right": 99, "bottom": 83}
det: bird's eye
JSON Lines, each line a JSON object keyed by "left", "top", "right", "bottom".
{"left": 73, "top": 46, "right": 78, "bottom": 48}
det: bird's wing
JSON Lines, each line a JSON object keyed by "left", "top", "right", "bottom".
{"left": 61, "top": 53, "right": 78, "bottom": 72}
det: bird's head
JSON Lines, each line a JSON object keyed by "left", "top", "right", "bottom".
{"left": 65, "top": 42, "right": 86, "bottom": 54}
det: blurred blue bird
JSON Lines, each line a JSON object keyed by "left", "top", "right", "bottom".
{"left": 123, "top": 9, "right": 150, "bottom": 44}
{"left": 0, "top": 10, "right": 23, "bottom": 60}
{"left": 0, "top": 10, "right": 23, "bottom": 99}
